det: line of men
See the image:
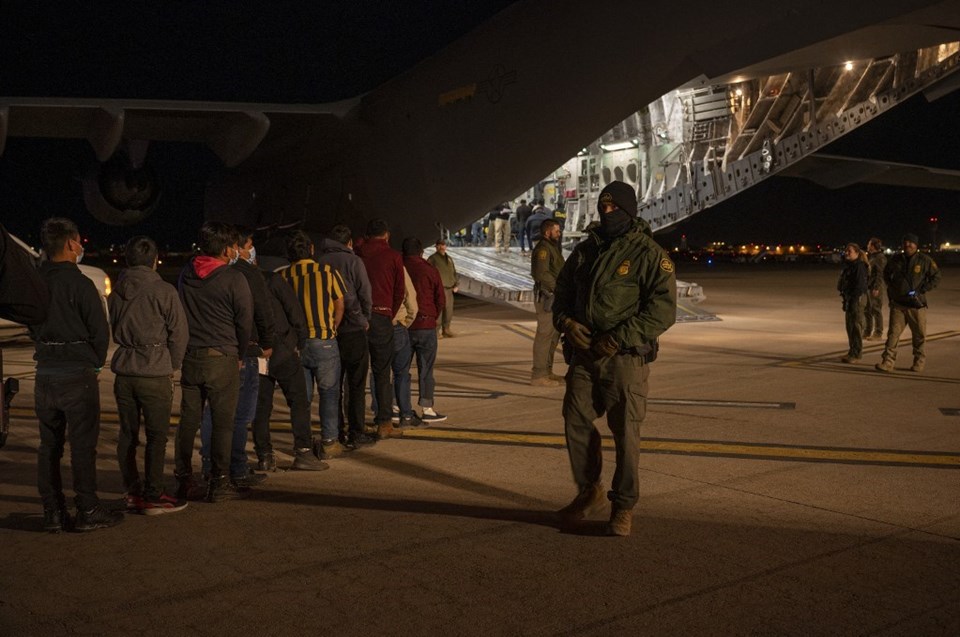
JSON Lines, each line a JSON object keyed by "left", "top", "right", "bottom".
{"left": 28, "top": 216, "right": 453, "bottom": 533}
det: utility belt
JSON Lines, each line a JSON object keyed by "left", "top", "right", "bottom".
{"left": 617, "top": 342, "right": 657, "bottom": 362}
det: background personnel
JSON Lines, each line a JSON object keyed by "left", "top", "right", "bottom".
{"left": 552, "top": 181, "right": 676, "bottom": 537}
{"left": 530, "top": 218, "right": 565, "bottom": 386}
{"left": 875, "top": 233, "right": 940, "bottom": 373}
{"left": 864, "top": 237, "right": 886, "bottom": 340}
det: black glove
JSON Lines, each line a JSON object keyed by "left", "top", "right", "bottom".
{"left": 562, "top": 318, "right": 592, "bottom": 350}
{"left": 591, "top": 332, "right": 619, "bottom": 359}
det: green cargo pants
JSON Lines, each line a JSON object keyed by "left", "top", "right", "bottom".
{"left": 881, "top": 302, "right": 927, "bottom": 364}
{"left": 562, "top": 349, "right": 649, "bottom": 510}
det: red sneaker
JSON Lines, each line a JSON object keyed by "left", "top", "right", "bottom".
{"left": 141, "top": 492, "right": 188, "bottom": 516}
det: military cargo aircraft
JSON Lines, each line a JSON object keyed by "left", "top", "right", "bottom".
{"left": 1, "top": 0, "right": 959, "bottom": 242}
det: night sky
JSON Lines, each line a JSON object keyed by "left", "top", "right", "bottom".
{"left": 1, "top": 0, "right": 958, "bottom": 248}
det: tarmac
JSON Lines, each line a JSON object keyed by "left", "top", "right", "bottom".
{"left": 0, "top": 263, "right": 957, "bottom": 636}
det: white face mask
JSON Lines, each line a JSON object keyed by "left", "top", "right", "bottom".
{"left": 246, "top": 245, "right": 257, "bottom": 265}
{"left": 74, "top": 239, "right": 84, "bottom": 264}
{"left": 228, "top": 247, "right": 239, "bottom": 266}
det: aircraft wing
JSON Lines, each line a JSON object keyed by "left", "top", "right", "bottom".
{"left": 0, "top": 97, "right": 356, "bottom": 166}
{"left": 780, "top": 153, "right": 960, "bottom": 190}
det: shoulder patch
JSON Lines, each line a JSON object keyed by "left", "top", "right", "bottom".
{"left": 660, "top": 257, "right": 675, "bottom": 273}
{"left": 537, "top": 250, "right": 547, "bottom": 260}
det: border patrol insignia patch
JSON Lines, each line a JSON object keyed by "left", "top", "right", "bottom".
{"left": 617, "top": 260, "right": 630, "bottom": 275}
{"left": 660, "top": 258, "right": 675, "bottom": 273}
{"left": 914, "top": 265, "right": 921, "bottom": 274}
{"left": 537, "top": 250, "right": 547, "bottom": 260}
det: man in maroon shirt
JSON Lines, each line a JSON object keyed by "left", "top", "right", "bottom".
{"left": 354, "top": 219, "right": 405, "bottom": 438}
{"left": 401, "top": 237, "right": 447, "bottom": 423}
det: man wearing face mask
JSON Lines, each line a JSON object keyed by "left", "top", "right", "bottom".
{"left": 552, "top": 181, "right": 676, "bottom": 537}
{"left": 30, "top": 218, "right": 118, "bottom": 532}
{"left": 176, "top": 222, "right": 254, "bottom": 503}
{"left": 199, "top": 227, "right": 275, "bottom": 487}
{"left": 530, "top": 218, "right": 565, "bottom": 386}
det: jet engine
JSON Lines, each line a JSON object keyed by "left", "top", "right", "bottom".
{"left": 81, "top": 153, "right": 160, "bottom": 226}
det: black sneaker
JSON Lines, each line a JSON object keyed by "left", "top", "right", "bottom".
{"left": 42, "top": 507, "right": 72, "bottom": 533}
{"left": 420, "top": 408, "right": 447, "bottom": 423}
{"left": 74, "top": 505, "right": 125, "bottom": 532}
{"left": 175, "top": 473, "right": 207, "bottom": 501}
{"left": 232, "top": 471, "right": 267, "bottom": 487}
{"left": 257, "top": 452, "right": 277, "bottom": 472}
{"left": 205, "top": 477, "right": 251, "bottom": 503}
{"left": 398, "top": 413, "right": 427, "bottom": 429}
{"left": 292, "top": 448, "right": 330, "bottom": 471}
{"left": 348, "top": 432, "right": 378, "bottom": 447}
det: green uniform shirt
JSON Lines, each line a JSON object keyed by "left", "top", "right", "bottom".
{"left": 883, "top": 250, "right": 941, "bottom": 307}
{"left": 553, "top": 218, "right": 676, "bottom": 351}
{"left": 427, "top": 251, "right": 459, "bottom": 288}
{"left": 530, "top": 238, "right": 564, "bottom": 293}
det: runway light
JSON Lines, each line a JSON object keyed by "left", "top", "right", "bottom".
{"left": 844, "top": 61, "right": 854, "bottom": 71}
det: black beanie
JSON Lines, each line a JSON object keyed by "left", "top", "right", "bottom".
{"left": 902, "top": 233, "right": 919, "bottom": 245}
{"left": 597, "top": 181, "right": 638, "bottom": 216}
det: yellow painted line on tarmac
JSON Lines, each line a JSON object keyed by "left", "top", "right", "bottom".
{"left": 8, "top": 408, "right": 959, "bottom": 468}
{"left": 400, "top": 427, "right": 960, "bottom": 468}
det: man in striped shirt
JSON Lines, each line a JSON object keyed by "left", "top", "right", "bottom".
{"left": 281, "top": 231, "right": 345, "bottom": 451}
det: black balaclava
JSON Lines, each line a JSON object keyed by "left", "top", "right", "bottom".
{"left": 597, "top": 181, "right": 638, "bottom": 238}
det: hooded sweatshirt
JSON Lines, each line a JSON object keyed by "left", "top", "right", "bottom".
{"left": 177, "top": 256, "right": 253, "bottom": 358}
{"left": 109, "top": 265, "right": 189, "bottom": 376}
{"left": 317, "top": 238, "right": 372, "bottom": 333}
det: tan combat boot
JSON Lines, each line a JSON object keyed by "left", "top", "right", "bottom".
{"left": 875, "top": 358, "right": 895, "bottom": 373}
{"left": 557, "top": 482, "right": 605, "bottom": 524}
{"left": 606, "top": 506, "right": 633, "bottom": 537}
{"left": 910, "top": 358, "right": 925, "bottom": 372}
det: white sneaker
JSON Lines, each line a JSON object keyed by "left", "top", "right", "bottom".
{"left": 421, "top": 407, "right": 447, "bottom": 423}
{"left": 391, "top": 405, "right": 400, "bottom": 423}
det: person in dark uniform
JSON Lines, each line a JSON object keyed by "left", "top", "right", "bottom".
{"left": 875, "top": 233, "right": 941, "bottom": 373}
{"left": 515, "top": 199, "right": 533, "bottom": 254}
{"left": 837, "top": 242, "right": 869, "bottom": 364}
{"left": 864, "top": 237, "right": 886, "bottom": 340}
{"left": 530, "top": 218, "right": 565, "bottom": 386}
{"left": 552, "top": 181, "right": 676, "bottom": 537}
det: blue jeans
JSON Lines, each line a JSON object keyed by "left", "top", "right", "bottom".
{"left": 370, "top": 324, "right": 414, "bottom": 418}
{"left": 408, "top": 328, "right": 438, "bottom": 408}
{"left": 201, "top": 356, "right": 259, "bottom": 479}
{"left": 302, "top": 338, "right": 341, "bottom": 441}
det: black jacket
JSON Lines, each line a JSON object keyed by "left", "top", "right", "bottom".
{"left": 233, "top": 259, "right": 276, "bottom": 356}
{"left": 30, "top": 261, "right": 108, "bottom": 373}
{"left": 884, "top": 250, "right": 941, "bottom": 308}
{"left": 177, "top": 256, "right": 253, "bottom": 358}
{"left": 262, "top": 270, "right": 308, "bottom": 377}
{"left": 837, "top": 259, "right": 868, "bottom": 310}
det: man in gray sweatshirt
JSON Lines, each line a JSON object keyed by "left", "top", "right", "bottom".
{"left": 110, "top": 236, "right": 189, "bottom": 514}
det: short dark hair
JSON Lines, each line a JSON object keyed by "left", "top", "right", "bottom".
{"left": 520, "top": 199, "right": 527, "bottom": 204}
{"left": 287, "top": 230, "right": 314, "bottom": 261}
{"left": 868, "top": 237, "right": 883, "bottom": 250}
{"left": 40, "top": 217, "right": 79, "bottom": 258}
{"left": 366, "top": 218, "right": 390, "bottom": 237}
{"left": 235, "top": 225, "right": 256, "bottom": 247}
{"left": 401, "top": 236, "right": 422, "bottom": 257}
{"left": 197, "top": 221, "right": 238, "bottom": 257}
{"left": 329, "top": 224, "right": 353, "bottom": 246}
{"left": 540, "top": 218, "right": 560, "bottom": 234}
{"left": 435, "top": 238, "right": 447, "bottom": 246}
{"left": 125, "top": 235, "right": 158, "bottom": 267}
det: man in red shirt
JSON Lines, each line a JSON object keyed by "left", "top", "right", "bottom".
{"left": 401, "top": 237, "right": 447, "bottom": 423}
{"left": 354, "top": 219, "right": 405, "bottom": 438}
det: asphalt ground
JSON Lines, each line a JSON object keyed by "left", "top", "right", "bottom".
{"left": 0, "top": 264, "right": 957, "bottom": 635}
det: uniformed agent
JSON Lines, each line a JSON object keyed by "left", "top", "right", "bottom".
{"left": 530, "top": 218, "right": 565, "bottom": 386}
{"left": 552, "top": 181, "right": 677, "bottom": 536}
{"left": 864, "top": 237, "right": 886, "bottom": 340}
{"left": 875, "top": 233, "right": 940, "bottom": 373}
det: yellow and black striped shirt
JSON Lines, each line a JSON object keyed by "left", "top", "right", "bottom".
{"left": 281, "top": 260, "right": 345, "bottom": 340}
